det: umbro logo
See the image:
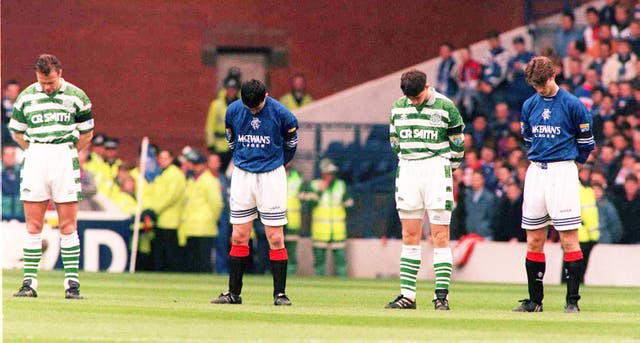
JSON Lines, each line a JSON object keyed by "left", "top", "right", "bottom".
{"left": 22, "top": 188, "right": 31, "bottom": 193}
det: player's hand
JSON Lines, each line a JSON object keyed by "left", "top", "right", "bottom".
{"left": 381, "top": 235, "right": 388, "bottom": 247}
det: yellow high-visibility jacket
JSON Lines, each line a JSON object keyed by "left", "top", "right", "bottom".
{"left": 579, "top": 184, "right": 600, "bottom": 242}
{"left": 84, "top": 153, "right": 111, "bottom": 196}
{"left": 109, "top": 187, "right": 137, "bottom": 216}
{"left": 205, "top": 90, "right": 234, "bottom": 153}
{"left": 178, "top": 170, "right": 223, "bottom": 246}
{"left": 286, "top": 169, "right": 304, "bottom": 233}
{"left": 147, "top": 164, "right": 186, "bottom": 229}
{"left": 279, "top": 92, "right": 313, "bottom": 111}
{"left": 308, "top": 178, "right": 352, "bottom": 242}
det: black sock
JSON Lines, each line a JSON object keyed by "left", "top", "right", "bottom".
{"left": 271, "top": 260, "right": 287, "bottom": 297}
{"left": 229, "top": 256, "right": 249, "bottom": 295}
{"left": 564, "top": 259, "right": 583, "bottom": 304}
{"left": 526, "top": 258, "right": 545, "bottom": 305}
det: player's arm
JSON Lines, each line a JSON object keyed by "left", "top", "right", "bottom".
{"left": 224, "top": 107, "right": 236, "bottom": 151}
{"left": 573, "top": 100, "right": 596, "bottom": 165}
{"left": 76, "top": 131, "right": 93, "bottom": 151}
{"left": 446, "top": 102, "right": 465, "bottom": 169}
{"left": 8, "top": 95, "right": 29, "bottom": 150}
{"left": 282, "top": 110, "right": 299, "bottom": 165}
{"left": 389, "top": 109, "right": 400, "bottom": 155}
{"left": 520, "top": 101, "right": 533, "bottom": 148}
{"left": 74, "top": 92, "right": 94, "bottom": 151}
{"left": 11, "top": 132, "right": 28, "bottom": 150}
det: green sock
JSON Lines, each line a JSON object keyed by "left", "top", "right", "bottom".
{"left": 23, "top": 232, "right": 43, "bottom": 289}
{"left": 400, "top": 245, "right": 421, "bottom": 300}
{"left": 60, "top": 232, "right": 80, "bottom": 287}
{"left": 433, "top": 248, "right": 453, "bottom": 290}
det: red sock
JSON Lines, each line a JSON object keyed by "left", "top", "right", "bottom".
{"left": 270, "top": 248, "right": 288, "bottom": 261}
{"left": 564, "top": 250, "right": 583, "bottom": 262}
{"left": 230, "top": 245, "right": 249, "bottom": 258}
{"left": 526, "top": 251, "right": 545, "bottom": 262}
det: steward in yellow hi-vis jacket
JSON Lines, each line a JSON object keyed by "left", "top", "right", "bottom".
{"left": 576, "top": 181, "right": 599, "bottom": 282}
{"left": 205, "top": 77, "right": 240, "bottom": 173}
{"left": 284, "top": 165, "right": 304, "bottom": 275}
{"left": 178, "top": 150, "right": 223, "bottom": 272}
{"left": 145, "top": 150, "right": 186, "bottom": 272}
{"left": 305, "top": 158, "right": 353, "bottom": 276}
{"left": 279, "top": 74, "right": 313, "bottom": 110}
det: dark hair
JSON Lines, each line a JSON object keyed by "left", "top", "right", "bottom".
{"left": 159, "top": 149, "right": 174, "bottom": 158}
{"left": 625, "top": 174, "right": 638, "bottom": 183}
{"left": 586, "top": 6, "right": 598, "bottom": 16}
{"left": 574, "top": 39, "right": 586, "bottom": 53}
{"left": 240, "top": 79, "right": 267, "bottom": 108}
{"left": 34, "top": 54, "right": 62, "bottom": 75}
{"left": 487, "top": 30, "right": 500, "bottom": 39}
{"left": 563, "top": 11, "right": 575, "bottom": 22}
{"left": 525, "top": 56, "right": 555, "bottom": 87}
{"left": 4, "top": 79, "right": 19, "bottom": 88}
{"left": 600, "top": 39, "right": 612, "bottom": 50}
{"left": 400, "top": 70, "right": 426, "bottom": 97}
{"left": 440, "top": 42, "right": 454, "bottom": 50}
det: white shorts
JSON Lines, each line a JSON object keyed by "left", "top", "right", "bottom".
{"left": 522, "top": 161, "right": 581, "bottom": 231}
{"left": 395, "top": 156, "right": 453, "bottom": 225}
{"left": 21, "top": 143, "right": 81, "bottom": 203}
{"left": 230, "top": 166, "right": 287, "bottom": 226}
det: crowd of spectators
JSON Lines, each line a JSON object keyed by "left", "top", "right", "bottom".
{"left": 441, "top": 2, "right": 640, "bottom": 245}
{"left": 2, "top": 2, "right": 639, "bottom": 277}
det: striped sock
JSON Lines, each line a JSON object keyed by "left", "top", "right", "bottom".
{"left": 23, "top": 232, "right": 43, "bottom": 290}
{"left": 60, "top": 232, "right": 80, "bottom": 289}
{"left": 433, "top": 248, "right": 453, "bottom": 291}
{"left": 400, "top": 245, "right": 421, "bottom": 301}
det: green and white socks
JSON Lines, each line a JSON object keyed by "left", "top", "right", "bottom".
{"left": 433, "top": 247, "right": 453, "bottom": 294}
{"left": 400, "top": 245, "right": 421, "bottom": 301}
{"left": 60, "top": 231, "right": 81, "bottom": 290}
{"left": 23, "top": 232, "right": 43, "bottom": 290}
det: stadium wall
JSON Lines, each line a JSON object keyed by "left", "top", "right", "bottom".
{"left": 4, "top": 221, "right": 638, "bottom": 286}
{"left": 1, "top": 0, "right": 524, "bottom": 161}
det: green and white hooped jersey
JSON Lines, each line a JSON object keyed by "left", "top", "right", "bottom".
{"left": 389, "top": 90, "right": 465, "bottom": 167}
{"left": 8, "top": 78, "right": 94, "bottom": 144}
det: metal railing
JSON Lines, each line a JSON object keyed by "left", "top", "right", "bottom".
{"left": 296, "top": 122, "right": 401, "bottom": 238}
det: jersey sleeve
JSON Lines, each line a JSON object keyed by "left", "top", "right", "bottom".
{"left": 572, "top": 97, "right": 595, "bottom": 164}
{"left": 520, "top": 99, "right": 533, "bottom": 148}
{"left": 389, "top": 103, "right": 400, "bottom": 155}
{"left": 8, "top": 93, "right": 28, "bottom": 133}
{"left": 281, "top": 107, "right": 299, "bottom": 164}
{"left": 224, "top": 105, "right": 236, "bottom": 151}
{"left": 446, "top": 101, "right": 465, "bottom": 169}
{"left": 75, "top": 90, "right": 94, "bottom": 133}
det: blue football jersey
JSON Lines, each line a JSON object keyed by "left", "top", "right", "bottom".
{"left": 521, "top": 88, "right": 595, "bottom": 163}
{"left": 225, "top": 97, "right": 299, "bottom": 173}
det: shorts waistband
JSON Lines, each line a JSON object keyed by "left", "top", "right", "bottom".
{"left": 530, "top": 160, "right": 573, "bottom": 170}
{"left": 29, "top": 141, "right": 74, "bottom": 146}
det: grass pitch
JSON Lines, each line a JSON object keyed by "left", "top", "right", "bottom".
{"left": 3, "top": 270, "right": 640, "bottom": 342}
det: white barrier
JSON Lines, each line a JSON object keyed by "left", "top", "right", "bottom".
{"left": 343, "top": 239, "right": 640, "bottom": 287}
{"left": 4, "top": 224, "right": 638, "bottom": 286}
